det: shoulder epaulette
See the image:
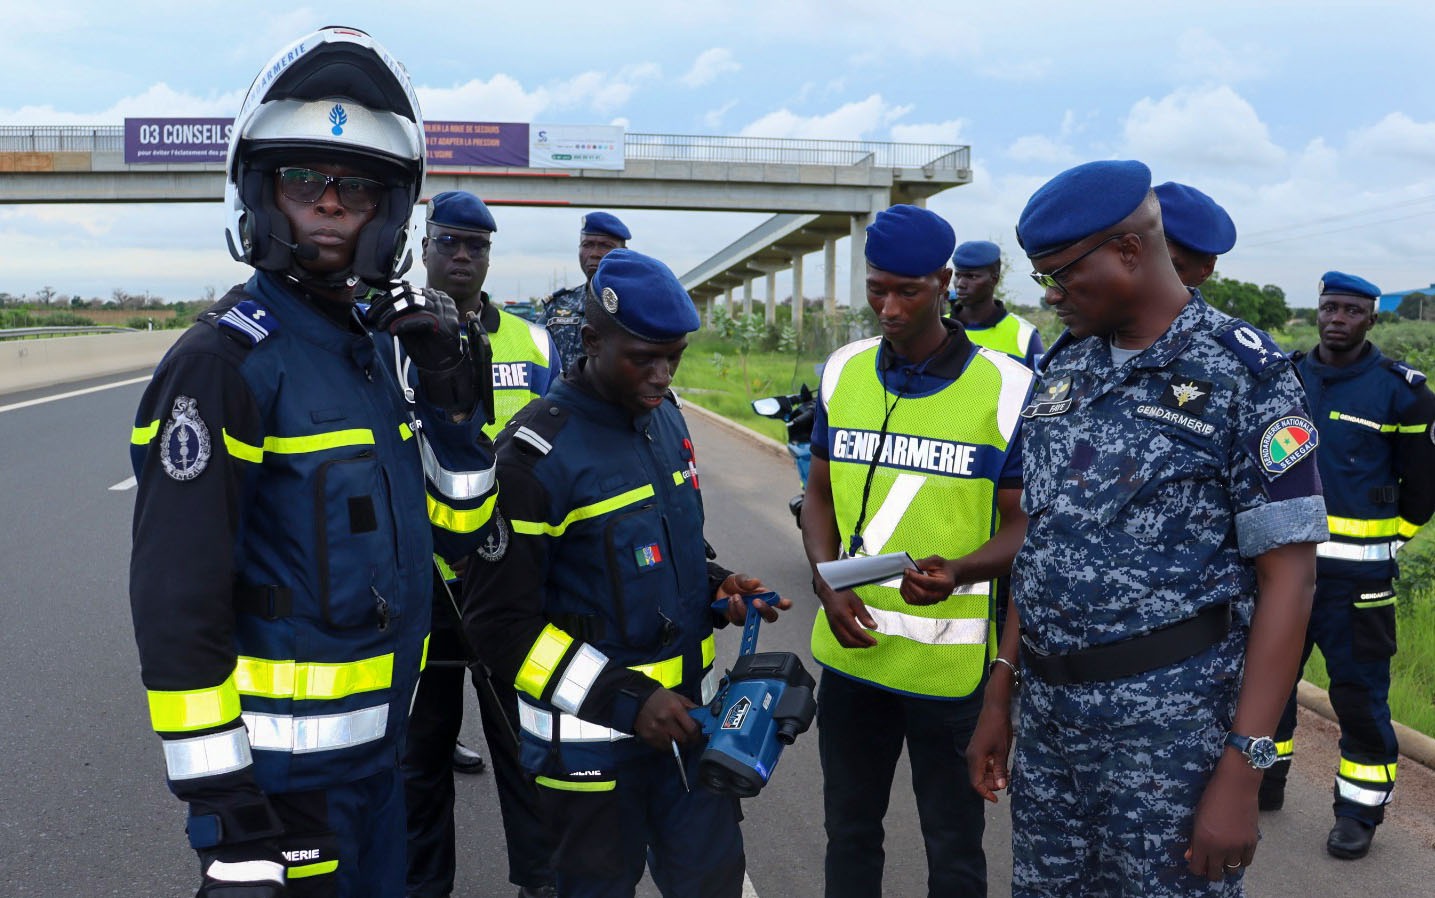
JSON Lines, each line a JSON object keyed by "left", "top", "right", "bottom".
{"left": 198, "top": 286, "right": 274, "bottom": 349}
{"left": 503, "top": 399, "right": 569, "bottom": 458}
{"left": 1383, "top": 358, "right": 1428, "bottom": 387}
{"left": 1036, "top": 329, "right": 1075, "bottom": 373}
{"left": 665, "top": 388, "right": 683, "bottom": 409}
{"left": 1213, "top": 319, "right": 1287, "bottom": 379}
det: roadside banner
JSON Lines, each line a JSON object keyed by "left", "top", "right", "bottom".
{"left": 424, "top": 121, "right": 529, "bottom": 167}
{"left": 530, "top": 124, "right": 625, "bottom": 170}
{"left": 124, "top": 118, "right": 232, "bottom": 164}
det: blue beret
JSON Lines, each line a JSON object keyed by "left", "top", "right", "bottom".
{"left": 581, "top": 211, "right": 631, "bottom": 241}
{"left": 1154, "top": 182, "right": 1236, "bottom": 255}
{"left": 953, "top": 240, "right": 1001, "bottom": 269}
{"left": 865, "top": 205, "right": 956, "bottom": 277}
{"left": 427, "top": 191, "right": 497, "bottom": 233}
{"left": 1018, "top": 160, "right": 1152, "bottom": 259}
{"left": 591, "top": 249, "right": 700, "bottom": 342}
{"left": 1319, "top": 271, "right": 1381, "bottom": 300}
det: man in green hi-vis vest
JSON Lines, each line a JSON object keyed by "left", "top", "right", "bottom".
{"left": 801, "top": 205, "right": 1035, "bottom": 898}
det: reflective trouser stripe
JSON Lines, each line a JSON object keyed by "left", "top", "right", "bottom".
{"left": 242, "top": 705, "right": 387, "bottom": 754}
{"left": 234, "top": 654, "right": 393, "bottom": 700}
{"left": 863, "top": 606, "right": 989, "bottom": 646}
{"left": 288, "top": 860, "right": 339, "bottom": 879}
{"left": 1327, "top": 515, "right": 1401, "bottom": 538}
{"left": 536, "top": 775, "right": 616, "bottom": 792}
{"left": 1315, "top": 541, "right": 1394, "bottom": 561}
{"left": 516, "top": 624, "right": 575, "bottom": 699}
{"left": 551, "top": 644, "right": 609, "bottom": 715}
{"left": 1336, "top": 778, "right": 1394, "bottom": 807}
{"left": 162, "top": 728, "right": 252, "bottom": 780}
{"left": 517, "top": 667, "right": 718, "bottom": 744}
{"left": 1340, "top": 758, "right": 1397, "bottom": 783}
{"left": 1274, "top": 739, "right": 1294, "bottom": 761}
{"left": 148, "top": 673, "right": 242, "bottom": 732}
{"left": 418, "top": 432, "right": 497, "bottom": 500}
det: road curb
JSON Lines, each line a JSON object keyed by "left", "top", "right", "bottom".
{"left": 683, "top": 401, "right": 1435, "bottom": 773}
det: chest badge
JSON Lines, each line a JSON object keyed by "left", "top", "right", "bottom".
{"left": 476, "top": 512, "right": 510, "bottom": 562}
{"left": 1021, "top": 374, "right": 1075, "bottom": 418}
{"left": 1162, "top": 377, "right": 1212, "bottom": 414}
{"left": 159, "top": 395, "right": 211, "bottom": 481}
{"left": 1259, "top": 416, "right": 1318, "bottom": 475}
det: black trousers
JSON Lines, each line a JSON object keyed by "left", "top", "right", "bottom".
{"left": 402, "top": 625, "right": 556, "bottom": 895}
{"left": 817, "top": 670, "right": 987, "bottom": 898}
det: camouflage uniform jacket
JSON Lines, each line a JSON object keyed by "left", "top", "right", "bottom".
{"left": 540, "top": 283, "right": 589, "bottom": 373}
{"left": 1011, "top": 294, "right": 1327, "bottom": 710}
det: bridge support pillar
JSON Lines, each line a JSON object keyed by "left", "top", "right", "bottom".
{"left": 824, "top": 238, "right": 837, "bottom": 316}
{"left": 849, "top": 211, "right": 874, "bottom": 310}
{"left": 765, "top": 271, "right": 777, "bottom": 326}
{"left": 791, "top": 253, "right": 805, "bottom": 337}
{"left": 742, "top": 277, "right": 754, "bottom": 316}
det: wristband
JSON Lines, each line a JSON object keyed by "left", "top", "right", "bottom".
{"left": 990, "top": 656, "right": 1021, "bottom": 691}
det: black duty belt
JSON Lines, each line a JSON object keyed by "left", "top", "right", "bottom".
{"left": 1020, "top": 602, "right": 1231, "bottom": 686}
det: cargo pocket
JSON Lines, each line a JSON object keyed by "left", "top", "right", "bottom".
{"left": 1352, "top": 583, "right": 1397, "bottom": 661}
{"left": 314, "top": 451, "right": 399, "bottom": 629}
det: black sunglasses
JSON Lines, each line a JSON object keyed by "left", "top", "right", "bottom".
{"left": 277, "top": 167, "right": 384, "bottom": 212}
{"left": 1029, "top": 233, "right": 1127, "bottom": 295}
{"left": 429, "top": 233, "right": 492, "bottom": 257}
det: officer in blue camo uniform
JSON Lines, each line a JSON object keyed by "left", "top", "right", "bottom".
{"left": 540, "top": 212, "right": 631, "bottom": 371}
{"left": 461, "top": 249, "right": 791, "bottom": 898}
{"left": 1154, "top": 182, "right": 1237, "bottom": 289}
{"left": 965, "top": 160, "right": 1328, "bottom": 896}
{"left": 1261, "top": 271, "right": 1435, "bottom": 859}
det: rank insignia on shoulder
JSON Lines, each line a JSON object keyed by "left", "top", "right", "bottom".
{"left": 475, "top": 512, "right": 509, "bottom": 562}
{"left": 160, "top": 395, "right": 211, "bottom": 481}
{"left": 1386, "top": 359, "right": 1428, "bottom": 387}
{"left": 1021, "top": 374, "right": 1074, "bottom": 418}
{"left": 217, "top": 300, "right": 274, "bottom": 346}
{"left": 1161, "top": 376, "right": 1213, "bottom": 414}
{"left": 1216, "top": 323, "right": 1285, "bottom": 378}
{"left": 1258, "top": 415, "right": 1317, "bottom": 476}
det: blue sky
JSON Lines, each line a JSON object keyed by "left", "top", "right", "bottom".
{"left": 4, "top": 1, "right": 1435, "bottom": 309}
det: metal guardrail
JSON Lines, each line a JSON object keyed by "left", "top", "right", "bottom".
{"left": 0, "top": 325, "right": 139, "bottom": 340}
{"left": 0, "top": 126, "right": 968, "bottom": 171}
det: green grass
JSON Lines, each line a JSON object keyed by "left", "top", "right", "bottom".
{"left": 674, "top": 332, "right": 831, "bottom": 443}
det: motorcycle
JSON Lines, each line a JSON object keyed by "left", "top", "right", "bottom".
{"left": 751, "top": 384, "right": 816, "bottom": 527}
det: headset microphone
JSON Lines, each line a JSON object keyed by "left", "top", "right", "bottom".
{"left": 271, "top": 234, "right": 321, "bottom": 262}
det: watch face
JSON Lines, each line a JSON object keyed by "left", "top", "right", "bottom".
{"left": 1247, "top": 736, "right": 1278, "bottom": 769}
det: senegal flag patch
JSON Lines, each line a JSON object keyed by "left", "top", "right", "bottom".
{"left": 634, "top": 543, "right": 664, "bottom": 570}
{"left": 1258, "top": 416, "right": 1317, "bottom": 475}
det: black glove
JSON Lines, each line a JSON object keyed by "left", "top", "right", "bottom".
{"left": 195, "top": 842, "right": 286, "bottom": 897}
{"left": 367, "top": 283, "right": 466, "bottom": 372}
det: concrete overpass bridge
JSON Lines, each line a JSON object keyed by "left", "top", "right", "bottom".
{"left": 0, "top": 126, "right": 972, "bottom": 318}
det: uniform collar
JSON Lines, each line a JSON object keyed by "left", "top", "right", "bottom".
{"left": 877, "top": 318, "right": 974, "bottom": 379}
{"left": 1302, "top": 341, "right": 1382, "bottom": 380}
{"left": 249, "top": 272, "right": 368, "bottom": 353}
{"left": 477, "top": 293, "right": 502, "bottom": 334}
{"left": 554, "top": 359, "right": 656, "bottom": 432}
{"left": 954, "top": 299, "right": 1008, "bottom": 330}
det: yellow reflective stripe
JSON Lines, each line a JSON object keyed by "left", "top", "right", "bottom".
{"left": 1329, "top": 411, "right": 1395, "bottom": 432}
{"left": 147, "top": 672, "right": 241, "bottom": 733}
{"left": 1396, "top": 423, "right": 1428, "bottom": 434}
{"left": 421, "top": 633, "right": 431, "bottom": 672}
{"left": 266, "top": 428, "right": 375, "bottom": 454}
{"left": 233, "top": 654, "right": 393, "bottom": 700}
{"left": 1326, "top": 515, "right": 1401, "bottom": 538}
{"left": 516, "top": 624, "right": 574, "bottom": 699}
{"left": 1339, "top": 758, "right": 1397, "bottom": 783}
{"left": 510, "top": 485, "right": 656, "bottom": 537}
{"left": 672, "top": 470, "right": 685, "bottom": 486}
{"left": 223, "top": 430, "right": 264, "bottom": 463}
{"left": 434, "top": 554, "right": 458, "bottom": 581}
{"left": 131, "top": 419, "right": 160, "bottom": 445}
{"left": 287, "top": 860, "right": 339, "bottom": 879}
{"left": 628, "top": 634, "right": 716, "bottom": 688}
{"left": 427, "top": 492, "right": 496, "bottom": 534}
{"left": 1398, "top": 518, "right": 1421, "bottom": 540}
{"left": 1355, "top": 595, "right": 1397, "bottom": 609}
{"left": 701, "top": 633, "right": 716, "bottom": 668}
{"left": 1274, "top": 739, "right": 1294, "bottom": 758}
{"left": 400, "top": 422, "right": 414, "bottom": 441}
{"left": 536, "top": 775, "right": 616, "bottom": 792}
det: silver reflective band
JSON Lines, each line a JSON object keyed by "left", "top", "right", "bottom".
{"left": 418, "top": 433, "right": 497, "bottom": 500}
{"left": 1336, "top": 778, "right": 1394, "bottom": 807}
{"left": 517, "top": 696, "right": 633, "bottom": 743}
{"left": 1316, "top": 540, "right": 1393, "bottom": 562}
{"left": 514, "top": 426, "right": 553, "bottom": 456}
{"left": 864, "top": 606, "right": 989, "bottom": 646}
{"left": 551, "top": 644, "right": 609, "bottom": 715}
{"left": 700, "top": 667, "right": 719, "bottom": 704}
{"left": 206, "top": 859, "right": 285, "bottom": 884}
{"left": 243, "top": 705, "right": 387, "bottom": 754}
{"left": 163, "top": 728, "right": 253, "bottom": 780}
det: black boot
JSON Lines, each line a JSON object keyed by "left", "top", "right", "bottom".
{"left": 1326, "top": 817, "right": 1375, "bottom": 859}
{"left": 1257, "top": 776, "right": 1285, "bottom": 812}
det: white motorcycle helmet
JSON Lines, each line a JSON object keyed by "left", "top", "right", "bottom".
{"left": 224, "top": 26, "right": 425, "bottom": 288}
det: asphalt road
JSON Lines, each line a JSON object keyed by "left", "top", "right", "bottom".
{"left": 1, "top": 372, "right": 1434, "bottom": 896}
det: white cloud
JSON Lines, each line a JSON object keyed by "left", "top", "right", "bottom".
{"left": 1347, "top": 112, "right": 1435, "bottom": 165}
{"left": 890, "top": 118, "right": 967, "bottom": 145}
{"left": 1122, "top": 85, "right": 1285, "bottom": 170}
{"left": 1170, "top": 27, "right": 1270, "bottom": 84}
{"left": 0, "top": 83, "right": 246, "bottom": 123}
{"left": 977, "top": 58, "right": 1052, "bottom": 82}
{"left": 418, "top": 74, "right": 552, "bottom": 122}
{"left": 702, "top": 100, "right": 739, "bottom": 130}
{"left": 1005, "top": 134, "right": 1077, "bottom": 165}
{"left": 739, "top": 95, "right": 911, "bottom": 140}
{"left": 681, "top": 48, "right": 740, "bottom": 88}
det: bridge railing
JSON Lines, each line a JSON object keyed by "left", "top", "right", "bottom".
{"left": 1, "top": 126, "right": 968, "bottom": 171}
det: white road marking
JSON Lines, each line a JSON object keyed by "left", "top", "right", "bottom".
{"left": 0, "top": 374, "right": 151, "bottom": 415}
{"left": 743, "top": 872, "right": 759, "bottom": 897}
{"left": 109, "top": 476, "right": 137, "bottom": 491}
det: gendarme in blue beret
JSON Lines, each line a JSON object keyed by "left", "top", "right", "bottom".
{"left": 591, "top": 248, "right": 699, "bottom": 342}
{"left": 427, "top": 190, "right": 497, "bottom": 233}
{"left": 953, "top": 240, "right": 1001, "bottom": 269}
{"left": 1319, "top": 270, "right": 1381, "bottom": 300}
{"left": 1018, "top": 160, "right": 1152, "bottom": 259}
{"left": 1154, "top": 182, "right": 1236, "bottom": 255}
{"left": 865, "top": 205, "right": 956, "bottom": 277}
{"left": 581, "top": 211, "right": 631, "bottom": 241}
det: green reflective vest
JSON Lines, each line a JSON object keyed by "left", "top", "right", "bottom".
{"left": 813, "top": 338, "right": 1032, "bottom": 697}
{"left": 485, "top": 306, "right": 560, "bottom": 440}
{"left": 965, "top": 311, "right": 1039, "bottom": 368}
